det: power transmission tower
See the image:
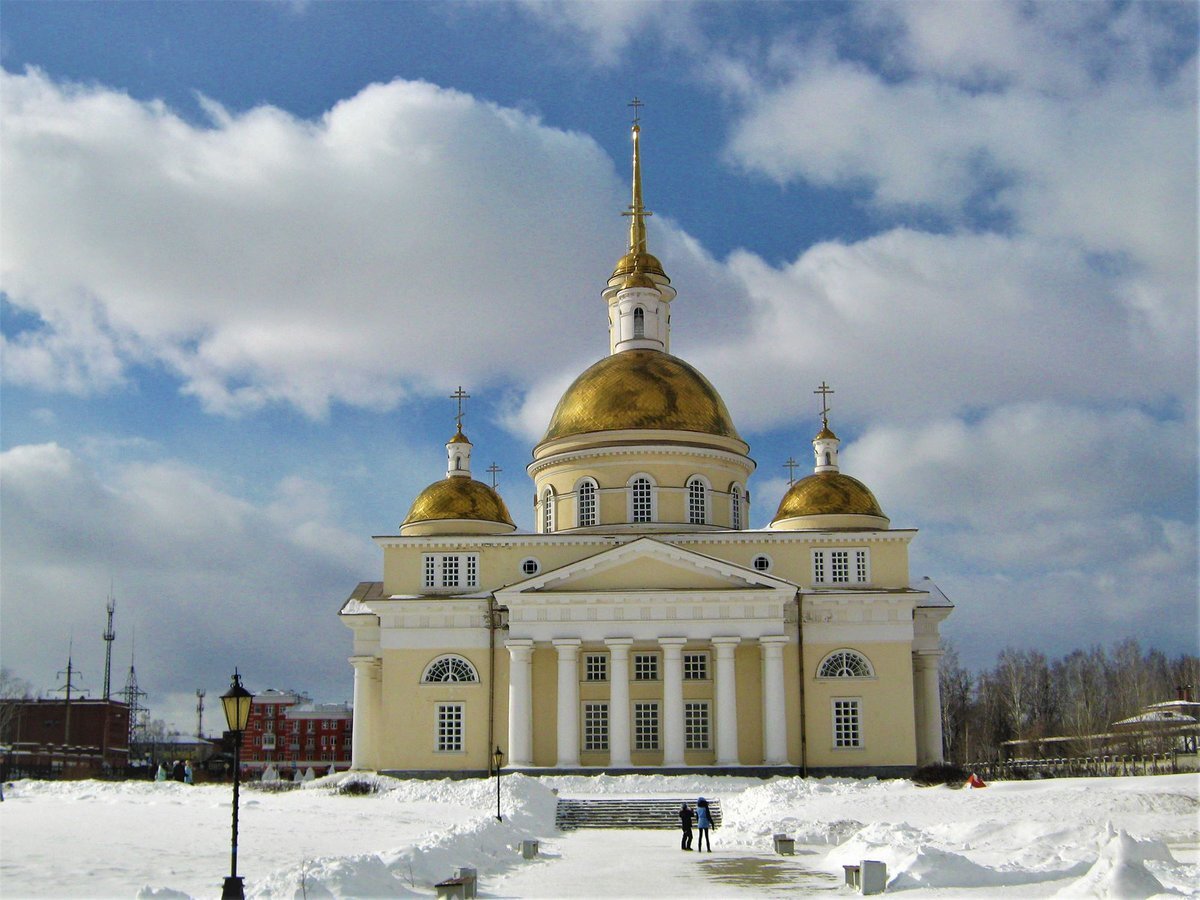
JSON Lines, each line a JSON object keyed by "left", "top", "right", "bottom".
{"left": 196, "top": 689, "right": 206, "bottom": 738}
{"left": 102, "top": 590, "right": 117, "bottom": 700}
{"left": 55, "top": 640, "right": 85, "bottom": 747}
{"left": 121, "top": 631, "right": 148, "bottom": 747}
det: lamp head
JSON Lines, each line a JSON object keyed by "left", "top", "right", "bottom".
{"left": 221, "top": 669, "right": 254, "bottom": 733}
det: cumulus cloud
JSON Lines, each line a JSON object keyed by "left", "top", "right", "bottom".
{"left": 0, "top": 442, "right": 376, "bottom": 713}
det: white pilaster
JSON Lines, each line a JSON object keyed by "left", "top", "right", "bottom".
{"left": 554, "top": 639, "right": 581, "bottom": 767}
{"left": 606, "top": 638, "right": 633, "bottom": 768}
{"left": 915, "top": 651, "right": 944, "bottom": 764}
{"left": 712, "top": 637, "right": 741, "bottom": 766}
{"left": 659, "top": 637, "right": 687, "bottom": 766}
{"left": 349, "top": 655, "right": 380, "bottom": 771}
{"left": 759, "top": 636, "right": 789, "bottom": 765}
{"left": 506, "top": 640, "right": 534, "bottom": 767}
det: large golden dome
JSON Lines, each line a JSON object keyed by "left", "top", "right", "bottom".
{"left": 771, "top": 472, "right": 886, "bottom": 524}
{"left": 402, "top": 478, "right": 515, "bottom": 533}
{"left": 542, "top": 349, "right": 741, "bottom": 442}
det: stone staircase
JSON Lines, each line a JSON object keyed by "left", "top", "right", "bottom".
{"left": 555, "top": 797, "right": 723, "bottom": 831}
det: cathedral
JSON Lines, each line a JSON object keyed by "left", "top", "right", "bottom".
{"left": 340, "top": 116, "right": 951, "bottom": 777}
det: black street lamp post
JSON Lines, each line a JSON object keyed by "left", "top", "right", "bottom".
{"left": 220, "top": 670, "right": 254, "bottom": 900}
{"left": 492, "top": 745, "right": 504, "bottom": 821}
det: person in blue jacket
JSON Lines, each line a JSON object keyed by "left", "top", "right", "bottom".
{"left": 695, "top": 797, "right": 713, "bottom": 852}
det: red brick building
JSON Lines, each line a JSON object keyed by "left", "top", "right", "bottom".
{"left": 239, "top": 688, "right": 352, "bottom": 777}
{"left": 0, "top": 698, "right": 130, "bottom": 778}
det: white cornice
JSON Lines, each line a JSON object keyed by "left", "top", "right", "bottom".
{"left": 528, "top": 442, "right": 756, "bottom": 478}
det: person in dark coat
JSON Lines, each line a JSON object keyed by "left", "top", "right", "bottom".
{"left": 695, "top": 797, "right": 713, "bottom": 852}
{"left": 172, "top": 760, "right": 185, "bottom": 782}
{"left": 679, "top": 802, "right": 694, "bottom": 850}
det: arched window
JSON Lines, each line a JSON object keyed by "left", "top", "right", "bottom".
{"left": 817, "top": 650, "right": 874, "bottom": 678}
{"left": 542, "top": 487, "right": 555, "bottom": 533}
{"left": 824, "top": 451, "right": 832, "bottom": 466}
{"left": 633, "top": 307, "right": 645, "bottom": 338}
{"left": 687, "top": 476, "right": 708, "bottom": 525}
{"left": 422, "top": 655, "right": 480, "bottom": 683}
{"left": 631, "top": 476, "right": 653, "bottom": 523}
{"left": 577, "top": 478, "right": 598, "bottom": 527}
{"left": 730, "top": 485, "right": 742, "bottom": 530}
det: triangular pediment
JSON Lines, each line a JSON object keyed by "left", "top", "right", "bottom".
{"left": 498, "top": 537, "right": 795, "bottom": 597}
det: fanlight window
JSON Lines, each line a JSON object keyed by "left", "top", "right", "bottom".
{"left": 818, "top": 650, "right": 874, "bottom": 678}
{"left": 422, "top": 655, "right": 480, "bottom": 684}
{"left": 730, "top": 485, "right": 742, "bottom": 530}
{"left": 542, "top": 487, "right": 555, "bottom": 533}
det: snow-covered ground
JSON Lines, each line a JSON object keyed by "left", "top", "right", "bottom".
{"left": 0, "top": 772, "right": 1196, "bottom": 898}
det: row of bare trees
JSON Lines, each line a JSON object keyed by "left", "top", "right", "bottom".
{"left": 939, "top": 639, "right": 1199, "bottom": 764}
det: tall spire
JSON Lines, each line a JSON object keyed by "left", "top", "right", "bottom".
{"left": 624, "top": 97, "right": 651, "bottom": 260}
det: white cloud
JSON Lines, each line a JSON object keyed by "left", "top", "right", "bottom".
{"left": 0, "top": 442, "right": 376, "bottom": 727}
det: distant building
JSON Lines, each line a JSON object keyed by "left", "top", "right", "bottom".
{"left": 239, "top": 688, "right": 352, "bottom": 775}
{"left": 0, "top": 698, "right": 129, "bottom": 778}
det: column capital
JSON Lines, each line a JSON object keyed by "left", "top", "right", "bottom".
{"left": 553, "top": 638, "right": 582, "bottom": 653}
{"left": 658, "top": 636, "right": 688, "bottom": 651}
{"left": 758, "top": 634, "right": 789, "bottom": 645}
{"left": 712, "top": 636, "right": 741, "bottom": 652}
{"left": 506, "top": 639, "right": 534, "bottom": 659}
{"left": 349, "top": 654, "right": 380, "bottom": 669}
{"left": 605, "top": 637, "right": 634, "bottom": 655}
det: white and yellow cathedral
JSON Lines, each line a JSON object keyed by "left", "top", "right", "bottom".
{"left": 340, "top": 118, "right": 951, "bottom": 777}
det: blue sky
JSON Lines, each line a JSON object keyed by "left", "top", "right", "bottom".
{"left": 2, "top": 1, "right": 1196, "bottom": 734}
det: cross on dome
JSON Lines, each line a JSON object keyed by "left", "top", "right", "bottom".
{"left": 814, "top": 380, "right": 834, "bottom": 429}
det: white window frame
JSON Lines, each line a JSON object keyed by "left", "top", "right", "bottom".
{"left": 634, "top": 701, "right": 659, "bottom": 751}
{"left": 813, "top": 548, "right": 870, "bottom": 585}
{"left": 576, "top": 478, "right": 598, "bottom": 528}
{"left": 422, "top": 654, "right": 481, "bottom": 684}
{"left": 541, "top": 487, "right": 555, "bottom": 533}
{"left": 633, "top": 653, "right": 659, "bottom": 681}
{"left": 752, "top": 554, "right": 772, "bottom": 573}
{"left": 686, "top": 475, "right": 709, "bottom": 525}
{"left": 832, "top": 697, "right": 863, "bottom": 749}
{"left": 628, "top": 474, "right": 656, "bottom": 523}
{"left": 817, "top": 649, "right": 875, "bottom": 679}
{"left": 422, "top": 553, "right": 480, "bottom": 589}
{"left": 682, "top": 652, "right": 709, "bottom": 681}
{"left": 684, "top": 701, "right": 710, "bottom": 750}
{"left": 730, "top": 484, "right": 743, "bottom": 530}
{"left": 584, "top": 653, "right": 608, "bottom": 682}
{"left": 583, "top": 702, "right": 609, "bottom": 751}
{"left": 519, "top": 557, "right": 540, "bottom": 577}
{"left": 436, "top": 702, "right": 465, "bottom": 753}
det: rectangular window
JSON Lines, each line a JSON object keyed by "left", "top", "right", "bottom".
{"left": 683, "top": 652, "right": 708, "bottom": 681}
{"left": 633, "top": 653, "right": 659, "bottom": 681}
{"left": 634, "top": 702, "right": 659, "bottom": 751}
{"left": 833, "top": 698, "right": 862, "bottom": 748}
{"left": 583, "top": 703, "right": 609, "bottom": 751}
{"left": 632, "top": 479, "right": 652, "bottom": 522}
{"left": 422, "top": 554, "right": 480, "bottom": 589}
{"left": 436, "top": 703, "right": 464, "bottom": 752}
{"left": 813, "top": 548, "right": 870, "bottom": 585}
{"left": 684, "top": 701, "right": 710, "bottom": 750}
{"left": 585, "top": 654, "right": 608, "bottom": 682}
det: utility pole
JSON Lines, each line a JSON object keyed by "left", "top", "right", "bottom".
{"left": 196, "top": 689, "right": 206, "bottom": 738}
{"left": 102, "top": 591, "right": 117, "bottom": 700}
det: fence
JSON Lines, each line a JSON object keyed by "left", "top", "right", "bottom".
{"left": 971, "top": 752, "right": 1183, "bottom": 781}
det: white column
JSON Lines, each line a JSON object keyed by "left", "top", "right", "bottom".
{"left": 659, "top": 637, "right": 687, "bottom": 766}
{"left": 554, "top": 639, "right": 581, "bottom": 767}
{"left": 506, "top": 640, "right": 534, "bottom": 767}
{"left": 349, "top": 655, "right": 379, "bottom": 771}
{"left": 606, "top": 638, "right": 633, "bottom": 768}
{"left": 916, "top": 651, "right": 944, "bottom": 764}
{"left": 712, "top": 637, "right": 741, "bottom": 766}
{"left": 759, "top": 636, "right": 789, "bottom": 765}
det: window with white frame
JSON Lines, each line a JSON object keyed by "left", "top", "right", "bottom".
{"left": 583, "top": 703, "right": 609, "bottom": 751}
{"left": 813, "top": 548, "right": 869, "bottom": 584}
{"left": 631, "top": 477, "right": 653, "bottom": 522}
{"left": 585, "top": 654, "right": 608, "bottom": 682}
{"left": 818, "top": 649, "right": 874, "bottom": 679}
{"left": 832, "top": 698, "right": 862, "bottom": 748}
{"left": 730, "top": 485, "right": 742, "bottom": 530}
{"left": 520, "top": 557, "right": 540, "bottom": 576}
{"left": 422, "top": 655, "right": 480, "bottom": 683}
{"left": 684, "top": 701, "right": 710, "bottom": 750}
{"left": 423, "top": 553, "right": 480, "bottom": 589}
{"left": 634, "top": 702, "right": 659, "bottom": 750}
{"left": 436, "top": 703, "right": 464, "bottom": 752}
{"left": 633, "top": 653, "right": 659, "bottom": 681}
{"left": 753, "top": 554, "right": 772, "bottom": 572}
{"left": 633, "top": 306, "right": 645, "bottom": 338}
{"left": 683, "top": 652, "right": 708, "bottom": 681}
{"left": 687, "top": 477, "right": 708, "bottom": 525}
{"left": 542, "top": 487, "right": 555, "bottom": 533}
{"left": 577, "top": 479, "right": 598, "bottom": 527}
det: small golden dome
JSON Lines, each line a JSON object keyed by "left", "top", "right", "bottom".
{"left": 771, "top": 471, "right": 885, "bottom": 523}
{"left": 541, "top": 349, "right": 741, "bottom": 442}
{"left": 815, "top": 424, "right": 838, "bottom": 441}
{"left": 618, "top": 271, "right": 658, "bottom": 290}
{"left": 612, "top": 251, "right": 666, "bottom": 280}
{"left": 402, "top": 478, "right": 515, "bottom": 531}
{"left": 448, "top": 428, "right": 471, "bottom": 444}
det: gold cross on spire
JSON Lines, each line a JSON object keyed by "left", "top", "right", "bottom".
{"left": 783, "top": 456, "right": 800, "bottom": 485}
{"left": 621, "top": 98, "right": 652, "bottom": 257}
{"left": 487, "top": 462, "right": 502, "bottom": 489}
{"left": 814, "top": 380, "right": 834, "bottom": 428}
{"left": 450, "top": 386, "right": 470, "bottom": 431}
{"left": 628, "top": 96, "right": 644, "bottom": 126}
